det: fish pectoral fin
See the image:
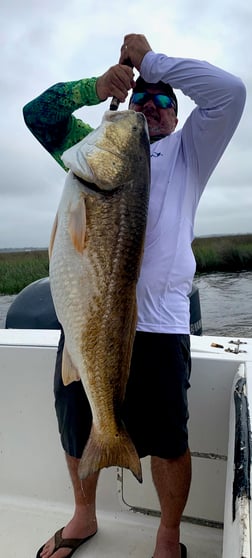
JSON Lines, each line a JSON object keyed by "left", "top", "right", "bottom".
{"left": 68, "top": 196, "right": 87, "bottom": 254}
{"left": 48, "top": 212, "right": 58, "bottom": 259}
{"left": 62, "top": 346, "right": 80, "bottom": 385}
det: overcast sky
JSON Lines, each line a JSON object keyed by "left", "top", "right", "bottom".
{"left": 1, "top": 0, "right": 251, "bottom": 248}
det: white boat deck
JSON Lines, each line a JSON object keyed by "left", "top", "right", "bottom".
{"left": 1, "top": 496, "right": 222, "bottom": 558}
{"left": 1, "top": 331, "right": 252, "bottom": 557}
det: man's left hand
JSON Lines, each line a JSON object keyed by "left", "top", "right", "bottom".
{"left": 119, "top": 34, "right": 152, "bottom": 71}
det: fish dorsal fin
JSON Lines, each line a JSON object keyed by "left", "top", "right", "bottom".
{"left": 68, "top": 196, "right": 86, "bottom": 254}
{"left": 62, "top": 345, "right": 80, "bottom": 385}
{"left": 48, "top": 212, "right": 58, "bottom": 260}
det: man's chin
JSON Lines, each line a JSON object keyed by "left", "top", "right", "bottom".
{"left": 149, "top": 126, "right": 164, "bottom": 137}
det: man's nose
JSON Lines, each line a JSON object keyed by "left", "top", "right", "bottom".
{"left": 143, "top": 98, "right": 156, "bottom": 109}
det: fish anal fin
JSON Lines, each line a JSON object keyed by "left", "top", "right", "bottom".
{"left": 68, "top": 196, "right": 86, "bottom": 254}
{"left": 78, "top": 423, "right": 142, "bottom": 483}
{"left": 62, "top": 346, "right": 80, "bottom": 386}
{"left": 48, "top": 212, "right": 58, "bottom": 260}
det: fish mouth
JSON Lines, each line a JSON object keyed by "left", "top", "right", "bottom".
{"left": 93, "top": 145, "right": 128, "bottom": 160}
{"left": 77, "top": 144, "right": 128, "bottom": 170}
{"left": 75, "top": 145, "right": 128, "bottom": 192}
{"left": 73, "top": 172, "right": 121, "bottom": 195}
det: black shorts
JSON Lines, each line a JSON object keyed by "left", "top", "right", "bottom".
{"left": 54, "top": 330, "right": 191, "bottom": 460}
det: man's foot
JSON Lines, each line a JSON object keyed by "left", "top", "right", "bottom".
{"left": 152, "top": 542, "right": 187, "bottom": 558}
{"left": 36, "top": 520, "right": 97, "bottom": 558}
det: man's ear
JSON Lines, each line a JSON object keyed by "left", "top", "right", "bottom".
{"left": 172, "top": 117, "right": 178, "bottom": 132}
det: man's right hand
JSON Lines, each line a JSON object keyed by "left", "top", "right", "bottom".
{"left": 96, "top": 64, "right": 135, "bottom": 102}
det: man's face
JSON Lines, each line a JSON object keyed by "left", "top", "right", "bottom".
{"left": 129, "top": 88, "right": 178, "bottom": 139}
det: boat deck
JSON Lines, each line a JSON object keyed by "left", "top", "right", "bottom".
{"left": 1, "top": 331, "right": 252, "bottom": 557}
{"left": 1, "top": 496, "right": 222, "bottom": 558}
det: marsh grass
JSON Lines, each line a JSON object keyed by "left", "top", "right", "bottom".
{"left": 192, "top": 234, "right": 252, "bottom": 273}
{"left": 0, "top": 250, "right": 49, "bottom": 294}
{"left": 0, "top": 234, "right": 252, "bottom": 294}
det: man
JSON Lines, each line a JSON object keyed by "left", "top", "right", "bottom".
{"left": 23, "top": 34, "right": 246, "bottom": 558}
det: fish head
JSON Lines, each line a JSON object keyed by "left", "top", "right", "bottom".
{"left": 61, "top": 110, "right": 150, "bottom": 191}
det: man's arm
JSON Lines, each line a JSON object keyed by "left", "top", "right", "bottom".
{"left": 120, "top": 33, "right": 246, "bottom": 192}
{"left": 23, "top": 78, "right": 100, "bottom": 169}
{"left": 23, "top": 65, "right": 135, "bottom": 170}
{"left": 141, "top": 51, "right": 246, "bottom": 191}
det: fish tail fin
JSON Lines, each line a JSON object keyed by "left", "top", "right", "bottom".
{"left": 78, "top": 424, "right": 142, "bottom": 483}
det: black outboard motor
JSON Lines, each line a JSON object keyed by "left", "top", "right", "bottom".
{"left": 5, "top": 277, "right": 60, "bottom": 330}
{"left": 6, "top": 277, "right": 202, "bottom": 335}
{"left": 189, "top": 284, "right": 202, "bottom": 335}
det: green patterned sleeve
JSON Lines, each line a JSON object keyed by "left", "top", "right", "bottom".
{"left": 23, "top": 77, "right": 102, "bottom": 169}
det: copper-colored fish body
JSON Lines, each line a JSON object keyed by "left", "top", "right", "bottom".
{"left": 49, "top": 111, "right": 150, "bottom": 483}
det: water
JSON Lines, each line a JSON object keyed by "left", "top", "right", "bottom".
{"left": 0, "top": 272, "right": 251, "bottom": 337}
{"left": 194, "top": 271, "right": 252, "bottom": 338}
{"left": 0, "top": 295, "right": 17, "bottom": 328}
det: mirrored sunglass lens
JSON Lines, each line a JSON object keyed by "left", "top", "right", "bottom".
{"left": 131, "top": 92, "right": 175, "bottom": 109}
{"left": 154, "top": 95, "right": 173, "bottom": 108}
{"left": 132, "top": 92, "right": 147, "bottom": 105}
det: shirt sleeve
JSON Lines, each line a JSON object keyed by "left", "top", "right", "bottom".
{"left": 141, "top": 52, "right": 246, "bottom": 193}
{"left": 23, "top": 77, "right": 101, "bottom": 170}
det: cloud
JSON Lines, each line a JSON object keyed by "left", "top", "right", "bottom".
{"left": 195, "top": 184, "right": 252, "bottom": 236}
{"left": 1, "top": 0, "right": 251, "bottom": 248}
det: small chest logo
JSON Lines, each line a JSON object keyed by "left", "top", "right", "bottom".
{"left": 151, "top": 151, "right": 163, "bottom": 158}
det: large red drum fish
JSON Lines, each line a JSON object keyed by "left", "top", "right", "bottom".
{"left": 49, "top": 110, "right": 150, "bottom": 483}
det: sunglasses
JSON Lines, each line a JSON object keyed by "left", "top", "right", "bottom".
{"left": 130, "top": 91, "right": 176, "bottom": 110}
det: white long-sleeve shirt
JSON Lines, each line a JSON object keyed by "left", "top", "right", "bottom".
{"left": 136, "top": 52, "right": 246, "bottom": 333}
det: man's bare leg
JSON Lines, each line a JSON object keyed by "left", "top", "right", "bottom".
{"left": 39, "top": 454, "right": 99, "bottom": 558}
{"left": 151, "top": 449, "right": 191, "bottom": 558}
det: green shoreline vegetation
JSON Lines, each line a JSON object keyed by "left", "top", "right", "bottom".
{"left": 0, "top": 234, "right": 252, "bottom": 295}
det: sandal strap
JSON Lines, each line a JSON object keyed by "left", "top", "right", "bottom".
{"left": 54, "top": 527, "right": 89, "bottom": 551}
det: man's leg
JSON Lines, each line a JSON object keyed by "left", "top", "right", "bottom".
{"left": 39, "top": 454, "right": 99, "bottom": 558}
{"left": 151, "top": 449, "right": 191, "bottom": 558}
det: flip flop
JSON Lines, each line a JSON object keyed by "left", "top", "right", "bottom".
{"left": 180, "top": 543, "right": 187, "bottom": 558}
{"left": 151, "top": 542, "right": 187, "bottom": 558}
{"left": 36, "top": 526, "right": 97, "bottom": 558}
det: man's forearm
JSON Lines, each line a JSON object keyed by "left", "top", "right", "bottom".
{"left": 23, "top": 78, "right": 100, "bottom": 168}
